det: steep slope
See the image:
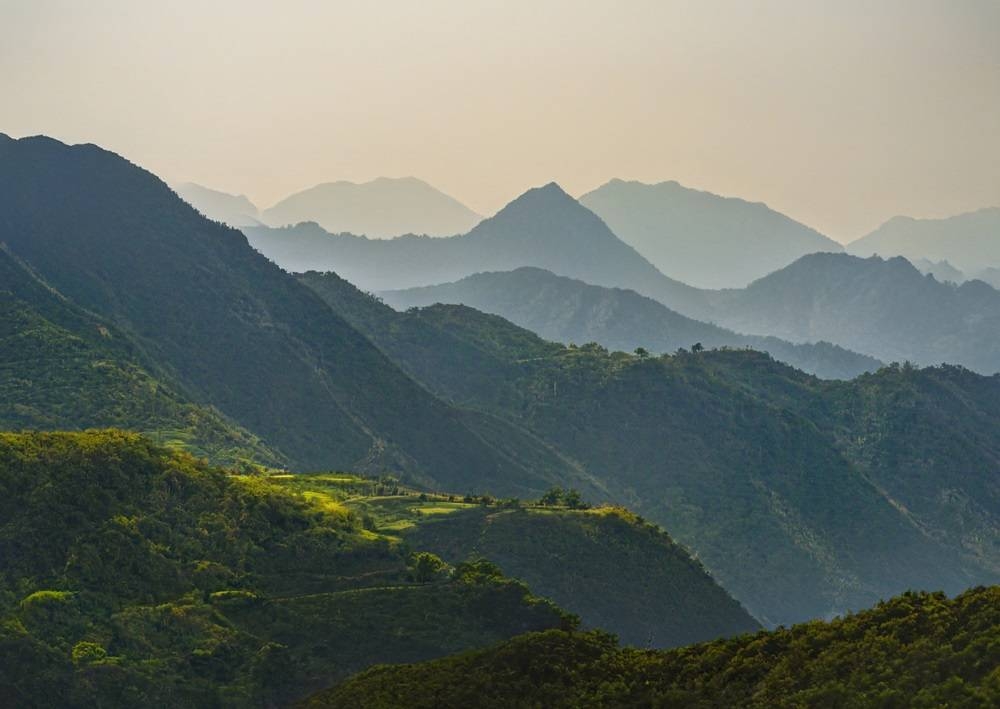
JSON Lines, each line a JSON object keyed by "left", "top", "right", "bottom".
{"left": 173, "top": 182, "right": 260, "bottom": 227}
{"left": 309, "top": 586, "right": 1000, "bottom": 708}
{"left": 0, "top": 431, "right": 571, "bottom": 707}
{"left": 380, "top": 267, "right": 881, "bottom": 379}
{"left": 707, "top": 253, "right": 1000, "bottom": 373}
{"left": 0, "top": 135, "right": 587, "bottom": 494}
{"left": 0, "top": 248, "right": 279, "bottom": 465}
{"left": 261, "top": 177, "right": 482, "bottom": 238}
{"left": 848, "top": 207, "right": 1000, "bottom": 274}
{"left": 580, "top": 178, "right": 842, "bottom": 288}
{"left": 245, "top": 183, "right": 709, "bottom": 317}
{"left": 294, "top": 272, "right": 999, "bottom": 626}
{"left": 401, "top": 505, "right": 760, "bottom": 648}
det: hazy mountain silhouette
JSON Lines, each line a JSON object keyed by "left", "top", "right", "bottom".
{"left": 0, "top": 135, "right": 592, "bottom": 494}
{"left": 705, "top": 253, "right": 1000, "bottom": 373}
{"left": 261, "top": 176, "right": 482, "bottom": 238}
{"left": 245, "top": 183, "right": 709, "bottom": 316}
{"left": 848, "top": 207, "right": 1000, "bottom": 273}
{"left": 173, "top": 182, "right": 261, "bottom": 227}
{"left": 579, "top": 179, "right": 842, "bottom": 288}
{"left": 381, "top": 267, "right": 881, "bottom": 379}
{"left": 910, "top": 258, "right": 967, "bottom": 284}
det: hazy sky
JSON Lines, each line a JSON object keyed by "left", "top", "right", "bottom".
{"left": 2, "top": 0, "right": 998, "bottom": 241}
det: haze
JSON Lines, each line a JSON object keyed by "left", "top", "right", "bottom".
{"left": 2, "top": 0, "right": 998, "bottom": 241}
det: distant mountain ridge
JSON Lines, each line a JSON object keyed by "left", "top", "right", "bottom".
{"left": 848, "top": 207, "right": 1000, "bottom": 274}
{"left": 381, "top": 267, "right": 882, "bottom": 379}
{"left": 245, "top": 182, "right": 708, "bottom": 316}
{"left": 704, "top": 252, "right": 1000, "bottom": 374}
{"left": 579, "top": 178, "right": 842, "bottom": 288}
{"left": 173, "top": 182, "right": 261, "bottom": 227}
{"left": 261, "top": 176, "right": 482, "bottom": 238}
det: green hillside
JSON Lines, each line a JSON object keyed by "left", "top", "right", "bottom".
{"left": 0, "top": 134, "right": 592, "bottom": 495}
{"left": 297, "top": 272, "right": 1000, "bottom": 626}
{"left": 0, "top": 248, "right": 279, "bottom": 466}
{"left": 0, "top": 431, "right": 759, "bottom": 707}
{"left": 401, "top": 504, "right": 759, "bottom": 647}
{"left": 309, "top": 585, "right": 1000, "bottom": 708}
{"left": 0, "top": 431, "right": 572, "bottom": 707}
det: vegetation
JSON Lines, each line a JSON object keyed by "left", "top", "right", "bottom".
{"left": 306, "top": 586, "right": 1000, "bottom": 708}
{"left": 296, "top": 274, "right": 1000, "bottom": 626}
{"left": 0, "top": 431, "right": 572, "bottom": 707}
{"left": 0, "top": 247, "right": 280, "bottom": 467}
{"left": 0, "top": 134, "right": 593, "bottom": 495}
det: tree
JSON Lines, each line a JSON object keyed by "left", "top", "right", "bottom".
{"left": 563, "top": 489, "right": 587, "bottom": 509}
{"left": 539, "top": 487, "right": 563, "bottom": 506}
{"left": 410, "top": 552, "right": 448, "bottom": 583}
{"left": 691, "top": 342, "right": 704, "bottom": 353}
{"left": 634, "top": 347, "right": 649, "bottom": 359}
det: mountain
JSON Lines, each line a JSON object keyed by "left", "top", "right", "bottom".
{"left": 0, "top": 135, "right": 589, "bottom": 495}
{"left": 579, "top": 179, "right": 842, "bottom": 288}
{"left": 380, "top": 267, "right": 882, "bottom": 379}
{"left": 299, "top": 271, "right": 1000, "bottom": 625}
{"left": 0, "top": 431, "right": 575, "bottom": 707}
{"left": 848, "top": 207, "right": 1000, "bottom": 274}
{"left": 309, "top": 585, "right": 1000, "bottom": 708}
{"left": 173, "top": 182, "right": 260, "bottom": 227}
{"left": 0, "top": 246, "right": 279, "bottom": 466}
{"left": 911, "top": 257, "right": 967, "bottom": 284}
{"left": 705, "top": 252, "right": 1000, "bottom": 374}
{"left": 244, "top": 183, "right": 709, "bottom": 317}
{"left": 261, "top": 177, "right": 482, "bottom": 238}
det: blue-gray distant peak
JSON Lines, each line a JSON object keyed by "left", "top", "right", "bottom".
{"left": 261, "top": 176, "right": 482, "bottom": 238}
{"left": 579, "top": 178, "right": 841, "bottom": 289}
{"left": 848, "top": 207, "right": 1000, "bottom": 274}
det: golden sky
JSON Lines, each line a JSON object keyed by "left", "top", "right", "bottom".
{"left": 2, "top": 0, "right": 998, "bottom": 241}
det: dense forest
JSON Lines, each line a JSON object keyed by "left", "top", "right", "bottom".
{"left": 308, "top": 586, "right": 1000, "bottom": 708}
{"left": 0, "top": 431, "right": 758, "bottom": 707}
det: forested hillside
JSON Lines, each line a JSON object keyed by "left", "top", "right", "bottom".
{"left": 300, "top": 271, "right": 1000, "bottom": 626}
{"left": 310, "top": 586, "right": 1000, "bottom": 708}
{"left": 0, "top": 134, "right": 592, "bottom": 496}
{"left": 0, "top": 248, "right": 278, "bottom": 466}
{"left": 0, "top": 431, "right": 756, "bottom": 707}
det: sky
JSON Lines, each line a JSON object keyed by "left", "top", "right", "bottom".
{"left": 1, "top": 0, "right": 998, "bottom": 242}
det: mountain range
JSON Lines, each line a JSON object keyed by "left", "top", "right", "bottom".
{"left": 261, "top": 176, "right": 482, "bottom": 237}
{"left": 300, "top": 269, "right": 1000, "bottom": 625}
{"left": 173, "top": 182, "right": 261, "bottom": 227}
{"left": 579, "top": 178, "right": 843, "bottom": 288}
{"left": 703, "top": 252, "right": 1000, "bottom": 374}
{"left": 0, "top": 130, "right": 1000, "bottom": 625}
{"left": 848, "top": 207, "right": 1000, "bottom": 274}
{"left": 243, "top": 182, "right": 708, "bottom": 316}
{"left": 381, "top": 267, "right": 882, "bottom": 379}
{"left": 0, "top": 134, "right": 590, "bottom": 497}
